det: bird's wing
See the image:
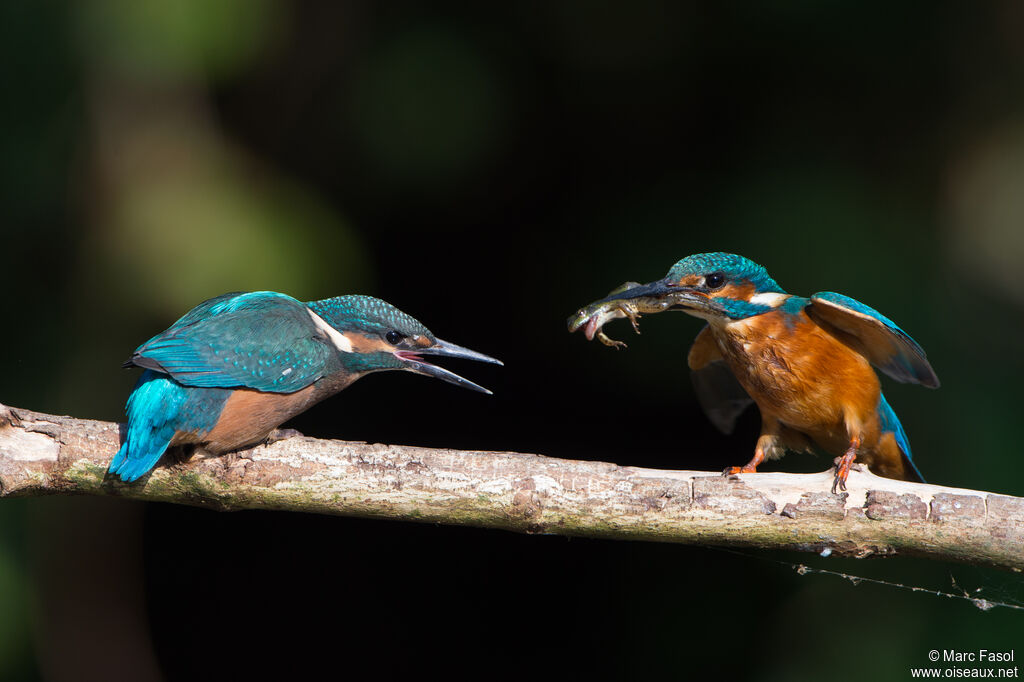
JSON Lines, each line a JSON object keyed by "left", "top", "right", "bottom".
{"left": 877, "top": 392, "right": 925, "bottom": 483}
{"left": 688, "top": 324, "right": 754, "bottom": 434}
{"left": 127, "top": 292, "right": 333, "bottom": 393}
{"left": 806, "top": 292, "right": 939, "bottom": 388}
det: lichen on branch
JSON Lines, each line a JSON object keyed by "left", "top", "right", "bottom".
{"left": 1, "top": 403, "right": 1022, "bottom": 571}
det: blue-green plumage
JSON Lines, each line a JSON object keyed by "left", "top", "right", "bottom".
{"left": 806, "top": 291, "right": 937, "bottom": 387}
{"left": 667, "top": 252, "right": 785, "bottom": 295}
{"left": 308, "top": 295, "right": 432, "bottom": 337}
{"left": 129, "top": 291, "right": 333, "bottom": 393}
{"left": 577, "top": 252, "right": 939, "bottom": 488}
{"left": 109, "top": 371, "right": 229, "bottom": 482}
{"left": 711, "top": 297, "right": 776, "bottom": 320}
{"left": 877, "top": 391, "right": 923, "bottom": 482}
{"left": 111, "top": 291, "right": 501, "bottom": 482}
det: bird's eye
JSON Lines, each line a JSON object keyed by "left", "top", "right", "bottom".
{"left": 705, "top": 272, "right": 726, "bottom": 290}
{"left": 385, "top": 330, "right": 405, "bottom": 345}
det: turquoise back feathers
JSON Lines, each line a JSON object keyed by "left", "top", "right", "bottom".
{"left": 128, "top": 292, "right": 326, "bottom": 393}
{"left": 126, "top": 292, "right": 439, "bottom": 393}
{"left": 108, "top": 371, "right": 226, "bottom": 482}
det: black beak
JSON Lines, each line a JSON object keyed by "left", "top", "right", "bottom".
{"left": 594, "top": 278, "right": 679, "bottom": 303}
{"left": 598, "top": 278, "right": 719, "bottom": 314}
{"left": 394, "top": 339, "right": 503, "bottom": 395}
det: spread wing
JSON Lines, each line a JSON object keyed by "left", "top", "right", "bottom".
{"left": 806, "top": 292, "right": 940, "bottom": 388}
{"left": 126, "top": 291, "right": 333, "bottom": 393}
{"left": 688, "top": 325, "right": 754, "bottom": 434}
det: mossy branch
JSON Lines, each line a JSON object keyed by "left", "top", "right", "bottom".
{"left": 2, "top": 403, "right": 1022, "bottom": 570}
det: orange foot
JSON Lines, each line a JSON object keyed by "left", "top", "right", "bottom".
{"left": 723, "top": 464, "right": 759, "bottom": 476}
{"left": 724, "top": 447, "right": 765, "bottom": 477}
{"left": 832, "top": 452, "right": 857, "bottom": 494}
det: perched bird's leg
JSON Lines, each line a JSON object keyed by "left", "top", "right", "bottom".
{"left": 724, "top": 425, "right": 780, "bottom": 475}
{"left": 723, "top": 447, "right": 763, "bottom": 475}
{"left": 725, "top": 419, "right": 785, "bottom": 476}
{"left": 832, "top": 435, "right": 862, "bottom": 494}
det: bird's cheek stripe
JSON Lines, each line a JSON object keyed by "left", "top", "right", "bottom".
{"left": 749, "top": 292, "right": 790, "bottom": 307}
{"left": 341, "top": 333, "right": 395, "bottom": 354}
{"left": 674, "top": 274, "right": 702, "bottom": 287}
{"left": 718, "top": 281, "right": 757, "bottom": 301}
{"left": 306, "top": 309, "right": 353, "bottom": 352}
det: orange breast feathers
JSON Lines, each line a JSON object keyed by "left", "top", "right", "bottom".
{"left": 176, "top": 377, "right": 355, "bottom": 455}
{"left": 169, "top": 386, "right": 317, "bottom": 454}
{"left": 703, "top": 309, "right": 882, "bottom": 445}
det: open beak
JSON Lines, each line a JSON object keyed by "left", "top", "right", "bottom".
{"left": 598, "top": 278, "right": 720, "bottom": 315}
{"left": 394, "top": 339, "right": 503, "bottom": 395}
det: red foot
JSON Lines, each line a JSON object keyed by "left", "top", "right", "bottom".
{"left": 723, "top": 464, "right": 759, "bottom": 476}
{"left": 832, "top": 452, "right": 856, "bottom": 494}
{"left": 724, "top": 446, "right": 765, "bottom": 477}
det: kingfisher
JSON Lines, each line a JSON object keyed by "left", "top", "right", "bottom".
{"left": 109, "top": 291, "right": 502, "bottom": 482}
{"left": 572, "top": 253, "right": 939, "bottom": 492}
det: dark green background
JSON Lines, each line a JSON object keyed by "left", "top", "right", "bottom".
{"left": 2, "top": 2, "right": 1023, "bottom": 680}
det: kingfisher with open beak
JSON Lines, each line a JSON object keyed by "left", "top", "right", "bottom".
{"left": 109, "top": 291, "right": 502, "bottom": 482}
{"left": 570, "top": 253, "right": 939, "bottom": 492}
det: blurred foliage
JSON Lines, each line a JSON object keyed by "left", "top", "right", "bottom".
{"left": 2, "top": 1, "right": 1024, "bottom": 680}
{"left": 94, "top": 130, "right": 367, "bottom": 311}
{"left": 76, "top": 0, "right": 283, "bottom": 81}
{"left": 948, "top": 124, "right": 1024, "bottom": 305}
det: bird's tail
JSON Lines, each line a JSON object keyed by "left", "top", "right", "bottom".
{"left": 109, "top": 371, "right": 188, "bottom": 482}
{"left": 877, "top": 392, "right": 925, "bottom": 483}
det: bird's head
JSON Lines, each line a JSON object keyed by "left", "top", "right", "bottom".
{"left": 306, "top": 295, "right": 502, "bottom": 393}
{"left": 601, "top": 252, "right": 788, "bottom": 321}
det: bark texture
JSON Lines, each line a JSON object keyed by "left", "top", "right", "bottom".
{"left": 2, "top": 403, "right": 1022, "bottom": 570}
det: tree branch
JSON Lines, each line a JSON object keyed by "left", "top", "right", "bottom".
{"left": 2, "top": 403, "right": 1022, "bottom": 570}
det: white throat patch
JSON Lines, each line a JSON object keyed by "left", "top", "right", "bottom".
{"left": 307, "top": 309, "right": 353, "bottom": 352}
{"left": 748, "top": 292, "right": 790, "bottom": 307}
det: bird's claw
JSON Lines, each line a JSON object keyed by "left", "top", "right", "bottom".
{"left": 831, "top": 454, "right": 861, "bottom": 494}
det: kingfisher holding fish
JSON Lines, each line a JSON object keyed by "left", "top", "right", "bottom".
{"left": 569, "top": 253, "right": 939, "bottom": 492}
